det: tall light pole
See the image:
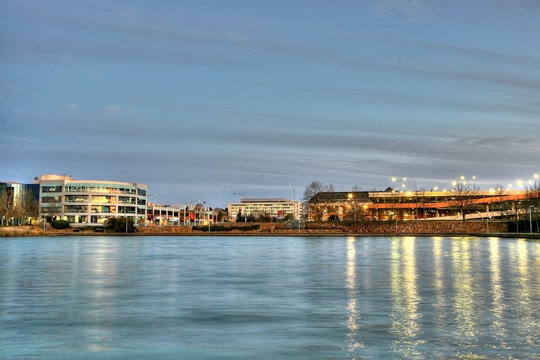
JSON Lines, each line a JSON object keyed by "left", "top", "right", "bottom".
{"left": 290, "top": 186, "right": 300, "bottom": 233}
{"left": 125, "top": 200, "right": 128, "bottom": 234}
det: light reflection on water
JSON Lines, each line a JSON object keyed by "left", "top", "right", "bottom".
{"left": 0, "top": 236, "right": 539, "bottom": 359}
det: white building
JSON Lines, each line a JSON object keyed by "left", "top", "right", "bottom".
{"left": 36, "top": 174, "right": 148, "bottom": 227}
{"left": 228, "top": 198, "right": 303, "bottom": 222}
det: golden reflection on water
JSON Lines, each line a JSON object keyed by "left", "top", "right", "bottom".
{"left": 85, "top": 238, "right": 119, "bottom": 351}
{"left": 390, "top": 237, "right": 423, "bottom": 358}
{"left": 489, "top": 237, "right": 506, "bottom": 345}
{"left": 345, "top": 237, "right": 363, "bottom": 352}
{"left": 452, "top": 239, "right": 477, "bottom": 347}
{"left": 432, "top": 237, "right": 448, "bottom": 332}
{"left": 510, "top": 239, "right": 537, "bottom": 345}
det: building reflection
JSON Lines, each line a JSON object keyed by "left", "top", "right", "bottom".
{"left": 345, "top": 237, "right": 363, "bottom": 353}
{"left": 390, "top": 237, "right": 422, "bottom": 358}
{"left": 83, "top": 238, "right": 120, "bottom": 351}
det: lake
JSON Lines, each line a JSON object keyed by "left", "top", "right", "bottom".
{"left": 1, "top": 235, "right": 539, "bottom": 359}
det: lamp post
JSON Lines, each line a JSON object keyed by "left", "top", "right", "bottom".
{"left": 125, "top": 201, "right": 128, "bottom": 234}
{"left": 290, "top": 186, "right": 300, "bottom": 233}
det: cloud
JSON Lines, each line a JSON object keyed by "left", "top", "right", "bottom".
{"left": 65, "top": 103, "right": 79, "bottom": 109}
{"left": 103, "top": 105, "right": 138, "bottom": 113}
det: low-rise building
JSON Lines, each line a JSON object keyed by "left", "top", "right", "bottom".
{"left": 36, "top": 174, "right": 148, "bottom": 227}
{"left": 228, "top": 197, "right": 303, "bottom": 222}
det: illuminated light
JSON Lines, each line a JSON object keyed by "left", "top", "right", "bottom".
{"left": 489, "top": 188, "right": 495, "bottom": 194}
{"left": 460, "top": 176, "right": 465, "bottom": 180}
{"left": 402, "top": 184, "right": 406, "bottom": 188}
{"left": 516, "top": 179, "right": 523, "bottom": 187}
{"left": 392, "top": 177, "right": 397, "bottom": 182}
{"left": 443, "top": 189, "right": 447, "bottom": 192}
{"left": 452, "top": 181, "right": 457, "bottom": 186}
{"left": 528, "top": 180, "right": 533, "bottom": 185}
{"left": 433, "top": 186, "right": 439, "bottom": 191}
{"left": 462, "top": 181, "right": 467, "bottom": 185}
{"left": 403, "top": 177, "right": 407, "bottom": 181}
{"left": 472, "top": 176, "right": 476, "bottom": 180}
{"left": 534, "top": 174, "right": 539, "bottom": 179}
{"left": 406, "top": 191, "right": 412, "bottom": 196}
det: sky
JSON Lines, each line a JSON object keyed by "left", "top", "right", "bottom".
{"left": 1, "top": 0, "right": 539, "bottom": 207}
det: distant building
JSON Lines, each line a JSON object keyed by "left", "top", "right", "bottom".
{"left": 228, "top": 197, "right": 303, "bottom": 222}
{"left": 36, "top": 174, "right": 148, "bottom": 227}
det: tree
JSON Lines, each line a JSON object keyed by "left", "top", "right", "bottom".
{"left": 303, "top": 181, "right": 335, "bottom": 221}
{"left": 21, "top": 192, "right": 39, "bottom": 224}
{"left": 492, "top": 184, "right": 509, "bottom": 220}
{"left": 236, "top": 209, "right": 244, "bottom": 222}
{"left": 345, "top": 186, "right": 365, "bottom": 227}
{"left": 0, "top": 189, "right": 39, "bottom": 225}
{"left": 104, "top": 217, "right": 135, "bottom": 232}
{"left": 451, "top": 181, "right": 480, "bottom": 222}
{"left": 524, "top": 180, "right": 540, "bottom": 231}
{"left": 0, "top": 190, "right": 15, "bottom": 225}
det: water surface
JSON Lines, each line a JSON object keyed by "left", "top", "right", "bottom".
{"left": 1, "top": 236, "right": 539, "bottom": 359}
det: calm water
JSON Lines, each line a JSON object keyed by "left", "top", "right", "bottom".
{"left": 1, "top": 236, "right": 539, "bottom": 359}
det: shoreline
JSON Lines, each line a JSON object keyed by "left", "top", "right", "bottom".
{"left": 1, "top": 226, "right": 539, "bottom": 239}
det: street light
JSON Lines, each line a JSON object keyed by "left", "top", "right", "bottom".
{"left": 290, "top": 186, "right": 300, "bottom": 233}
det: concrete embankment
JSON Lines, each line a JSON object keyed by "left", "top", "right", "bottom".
{"left": 2, "top": 221, "right": 539, "bottom": 239}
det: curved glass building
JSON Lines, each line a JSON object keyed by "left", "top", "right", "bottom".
{"left": 37, "top": 174, "right": 148, "bottom": 227}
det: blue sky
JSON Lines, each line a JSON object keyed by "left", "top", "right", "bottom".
{"left": 1, "top": 0, "right": 539, "bottom": 207}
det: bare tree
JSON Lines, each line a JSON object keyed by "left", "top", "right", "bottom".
{"left": 451, "top": 181, "right": 480, "bottom": 222}
{"left": 524, "top": 181, "right": 540, "bottom": 230}
{"left": 0, "top": 191, "right": 14, "bottom": 225}
{"left": 346, "top": 186, "right": 365, "bottom": 227}
{"left": 492, "top": 184, "right": 508, "bottom": 220}
{"left": 21, "top": 192, "right": 39, "bottom": 224}
{"left": 303, "top": 181, "right": 335, "bottom": 221}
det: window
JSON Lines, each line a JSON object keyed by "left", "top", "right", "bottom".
{"left": 91, "top": 205, "right": 116, "bottom": 214}
{"left": 42, "top": 185, "right": 62, "bottom": 193}
{"left": 91, "top": 195, "right": 115, "bottom": 203}
{"left": 64, "top": 205, "right": 88, "bottom": 213}
{"left": 65, "top": 195, "right": 88, "bottom": 203}
{"left": 41, "top": 196, "right": 61, "bottom": 203}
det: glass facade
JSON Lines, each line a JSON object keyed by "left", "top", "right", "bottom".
{"left": 0, "top": 183, "right": 40, "bottom": 225}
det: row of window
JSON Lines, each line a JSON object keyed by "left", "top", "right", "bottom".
{"left": 40, "top": 195, "right": 144, "bottom": 205}
{"left": 64, "top": 185, "right": 138, "bottom": 194}
{"left": 41, "top": 205, "right": 143, "bottom": 214}
{"left": 63, "top": 215, "right": 138, "bottom": 224}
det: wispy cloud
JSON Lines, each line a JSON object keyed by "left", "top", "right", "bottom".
{"left": 103, "top": 105, "right": 138, "bottom": 113}
{"left": 65, "top": 103, "right": 79, "bottom": 109}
